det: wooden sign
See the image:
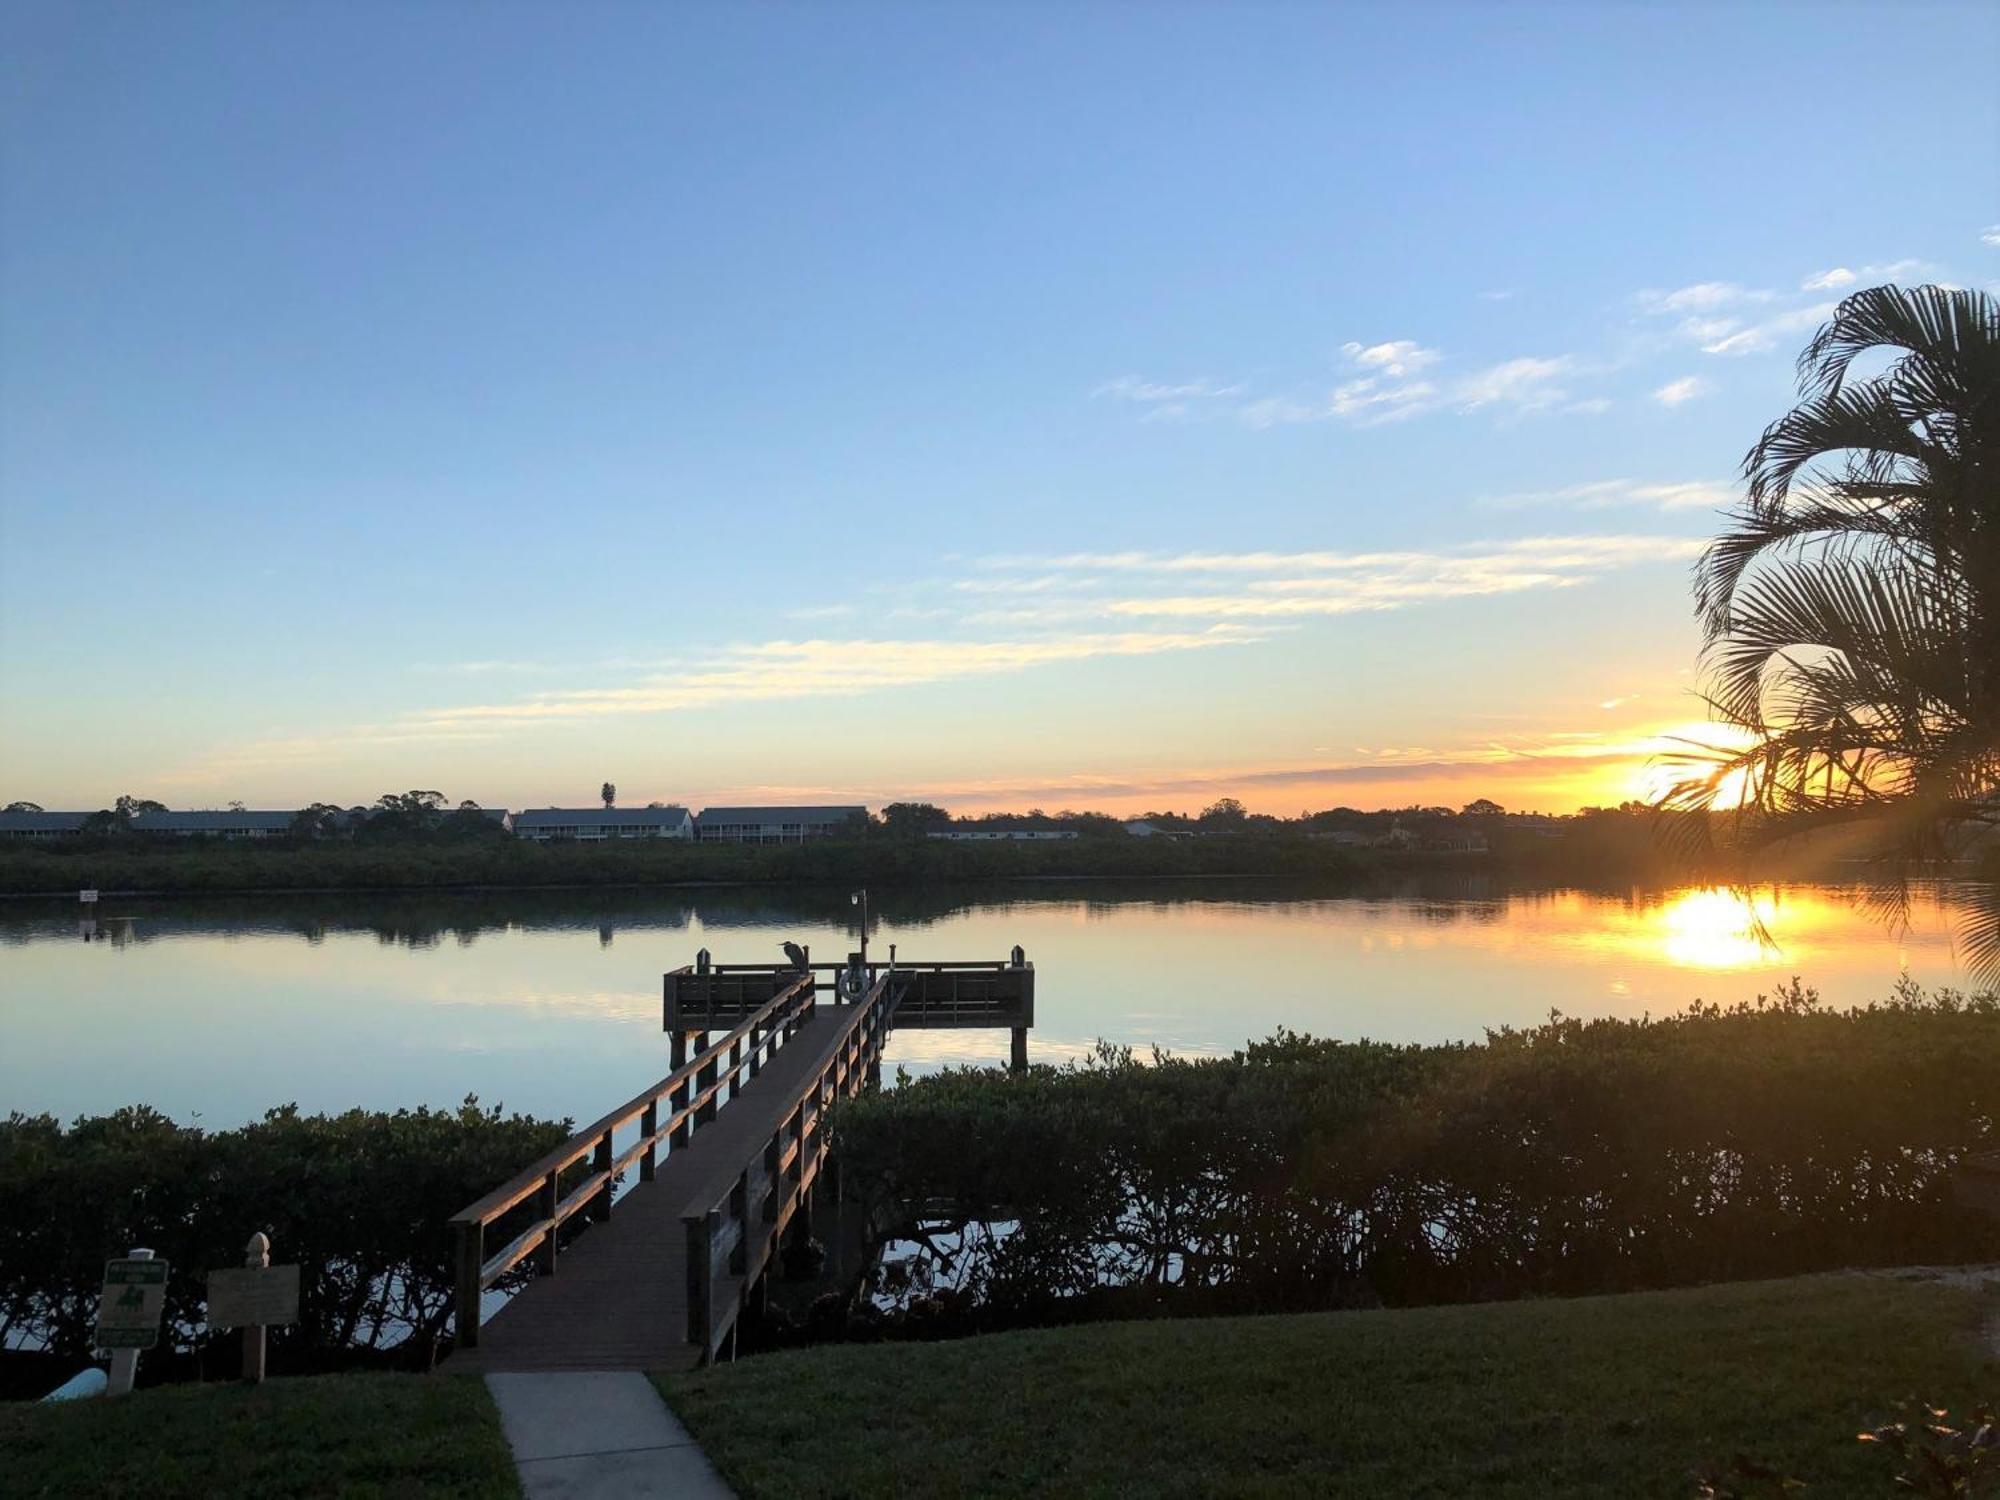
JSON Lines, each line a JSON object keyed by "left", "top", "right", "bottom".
{"left": 96, "top": 1257, "right": 169, "bottom": 1350}
{"left": 207, "top": 1263, "right": 300, "bottom": 1331}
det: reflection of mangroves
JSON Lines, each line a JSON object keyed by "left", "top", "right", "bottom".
{"left": 0, "top": 873, "right": 1845, "bottom": 951}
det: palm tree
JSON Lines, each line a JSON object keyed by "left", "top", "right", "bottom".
{"left": 1659, "top": 284, "right": 2000, "bottom": 977}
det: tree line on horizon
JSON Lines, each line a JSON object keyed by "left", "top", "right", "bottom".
{"left": 4, "top": 789, "right": 1640, "bottom": 845}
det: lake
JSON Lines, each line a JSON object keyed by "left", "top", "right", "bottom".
{"left": 0, "top": 877, "right": 1979, "bottom": 1128}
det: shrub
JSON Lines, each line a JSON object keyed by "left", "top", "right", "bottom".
{"left": 0, "top": 1099, "right": 567, "bottom": 1368}
{"left": 836, "top": 981, "right": 2000, "bottom": 1325}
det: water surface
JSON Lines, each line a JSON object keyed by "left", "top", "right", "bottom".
{"left": 0, "top": 878, "right": 1976, "bottom": 1127}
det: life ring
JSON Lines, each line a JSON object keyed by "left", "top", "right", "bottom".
{"left": 835, "top": 964, "right": 869, "bottom": 1003}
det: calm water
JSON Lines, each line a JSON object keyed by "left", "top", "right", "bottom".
{"left": 0, "top": 878, "right": 1980, "bottom": 1127}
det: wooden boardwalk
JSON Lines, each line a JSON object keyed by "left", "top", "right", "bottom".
{"left": 443, "top": 952, "right": 1031, "bottom": 1373}
{"left": 448, "top": 973, "right": 896, "bottom": 1373}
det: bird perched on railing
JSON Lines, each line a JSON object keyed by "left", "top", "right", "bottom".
{"left": 781, "top": 940, "right": 809, "bottom": 972}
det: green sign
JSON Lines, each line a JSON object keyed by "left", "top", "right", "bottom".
{"left": 96, "top": 1258, "right": 169, "bottom": 1350}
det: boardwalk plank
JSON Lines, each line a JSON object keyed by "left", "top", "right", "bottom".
{"left": 449, "top": 1007, "right": 852, "bottom": 1374}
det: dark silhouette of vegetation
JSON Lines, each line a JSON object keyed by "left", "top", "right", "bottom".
{"left": 879, "top": 801, "right": 951, "bottom": 837}
{"left": 0, "top": 1100, "right": 569, "bottom": 1382}
{"left": 0, "top": 800, "right": 1753, "bottom": 895}
{"left": 0, "top": 827, "right": 1373, "bottom": 894}
{"left": 1661, "top": 284, "right": 2000, "bottom": 978}
{"left": 836, "top": 980, "right": 2000, "bottom": 1334}
{"left": 1199, "top": 796, "right": 1248, "bottom": 828}
{"left": 289, "top": 802, "right": 344, "bottom": 840}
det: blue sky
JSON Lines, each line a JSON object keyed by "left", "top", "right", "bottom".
{"left": 3, "top": 1, "right": 1996, "bottom": 815}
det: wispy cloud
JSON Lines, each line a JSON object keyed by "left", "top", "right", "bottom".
{"left": 1094, "top": 376, "right": 1244, "bottom": 403}
{"left": 1341, "top": 339, "right": 1441, "bottom": 378}
{"left": 421, "top": 631, "right": 1269, "bottom": 728}
{"left": 194, "top": 626, "right": 1275, "bottom": 771}
{"left": 1636, "top": 282, "right": 1773, "bottom": 316}
{"left": 1697, "top": 302, "right": 1835, "bottom": 357}
{"left": 1984, "top": 226, "right": 2000, "bottom": 249}
{"left": 1653, "top": 375, "right": 1709, "bottom": 407}
{"left": 1321, "top": 380, "right": 1439, "bottom": 426}
{"left": 1092, "top": 375, "right": 1246, "bottom": 422}
{"left": 1637, "top": 261, "right": 1939, "bottom": 358}
{"left": 1103, "top": 338, "right": 1596, "bottom": 431}
{"left": 972, "top": 535, "right": 1705, "bottom": 623}
{"left": 1455, "top": 356, "right": 1577, "bottom": 414}
{"left": 1479, "top": 478, "right": 1731, "bottom": 513}
{"left": 1631, "top": 279, "right": 1822, "bottom": 357}
{"left": 1107, "top": 257, "right": 1960, "bottom": 439}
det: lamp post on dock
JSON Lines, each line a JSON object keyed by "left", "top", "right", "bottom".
{"left": 850, "top": 888, "right": 869, "bottom": 969}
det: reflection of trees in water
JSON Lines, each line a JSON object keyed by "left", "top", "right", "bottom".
{"left": 0, "top": 875, "right": 1972, "bottom": 950}
{"left": 1408, "top": 900, "right": 1506, "bottom": 926}
{"left": 0, "top": 890, "right": 696, "bottom": 948}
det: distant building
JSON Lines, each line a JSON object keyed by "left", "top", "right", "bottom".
{"left": 695, "top": 806, "right": 865, "bottom": 844}
{"left": 130, "top": 810, "right": 298, "bottom": 839}
{"left": 1123, "top": 820, "right": 1162, "bottom": 838}
{"left": 513, "top": 806, "right": 693, "bottom": 842}
{"left": 1, "top": 809, "right": 306, "bottom": 840}
{"left": 0, "top": 811, "right": 90, "bottom": 840}
{"left": 928, "top": 819, "right": 1081, "bottom": 842}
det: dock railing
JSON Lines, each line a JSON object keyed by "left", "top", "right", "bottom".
{"left": 448, "top": 971, "right": 817, "bottom": 1348}
{"left": 672, "top": 956, "right": 1032, "bottom": 1045}
{"left": 682, "top": 969, "right": 902, "bottom": 1362}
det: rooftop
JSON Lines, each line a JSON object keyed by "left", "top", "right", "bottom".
{"left": 513, "top": 806, "right": 691, "bottom": 829}
{"left": 696, "top": 806, "right": 867, "bottom": 826}
{"left": 0, "top": 811, "right": 91, "bottom": 833}
{"left": 130, "top": 810, "right": 298, "bottom": 831}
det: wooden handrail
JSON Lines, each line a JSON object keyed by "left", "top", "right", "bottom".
{"left": 452, "top": 972, "right": 814, "bottom": 1229}
{"left": 687, "top": 959, "right": 1030, "bottom": 975}
{"left": 451, "top": 971, "right": 817, "bottom": 1347}
{"left": 681, "top": 971, "right": 903, "bottom": 1361}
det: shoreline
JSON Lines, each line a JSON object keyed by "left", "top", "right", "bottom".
{"left": 0, "top": 869, "right": 1355, "bottom": 902}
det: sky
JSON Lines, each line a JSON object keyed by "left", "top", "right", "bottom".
{"left": 3, "top": 1, "right": 1997, "bottom": 818}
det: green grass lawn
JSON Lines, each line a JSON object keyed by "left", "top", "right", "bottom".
{"left": 0, "top": 1372, "right": 518, "bottom": 1499}
{"left": 659, "top": 1272, "right": 2000, "bottom": 1498}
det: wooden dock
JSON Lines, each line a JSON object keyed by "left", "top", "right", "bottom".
{"left": 446, "top": 950, "right": 1032, "bottom": 1372}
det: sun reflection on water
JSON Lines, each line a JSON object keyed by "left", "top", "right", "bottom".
{"left": 1656, "top": 888, "right": 1784, "bottom": 970}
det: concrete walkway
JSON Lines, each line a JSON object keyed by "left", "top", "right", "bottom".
{"left": 486, "top": 1372, "right": 734, "bottom": 1499}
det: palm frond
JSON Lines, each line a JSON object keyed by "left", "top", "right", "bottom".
{"left": 1662, "top": 283, "right": 2000, "bottom": 980}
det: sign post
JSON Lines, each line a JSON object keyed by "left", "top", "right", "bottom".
{"left": 95, "top": 1249, "right": 168, "bottom": 1396}
{"left": 206, "top": 1232, "right": 300, "bottom": 1384}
